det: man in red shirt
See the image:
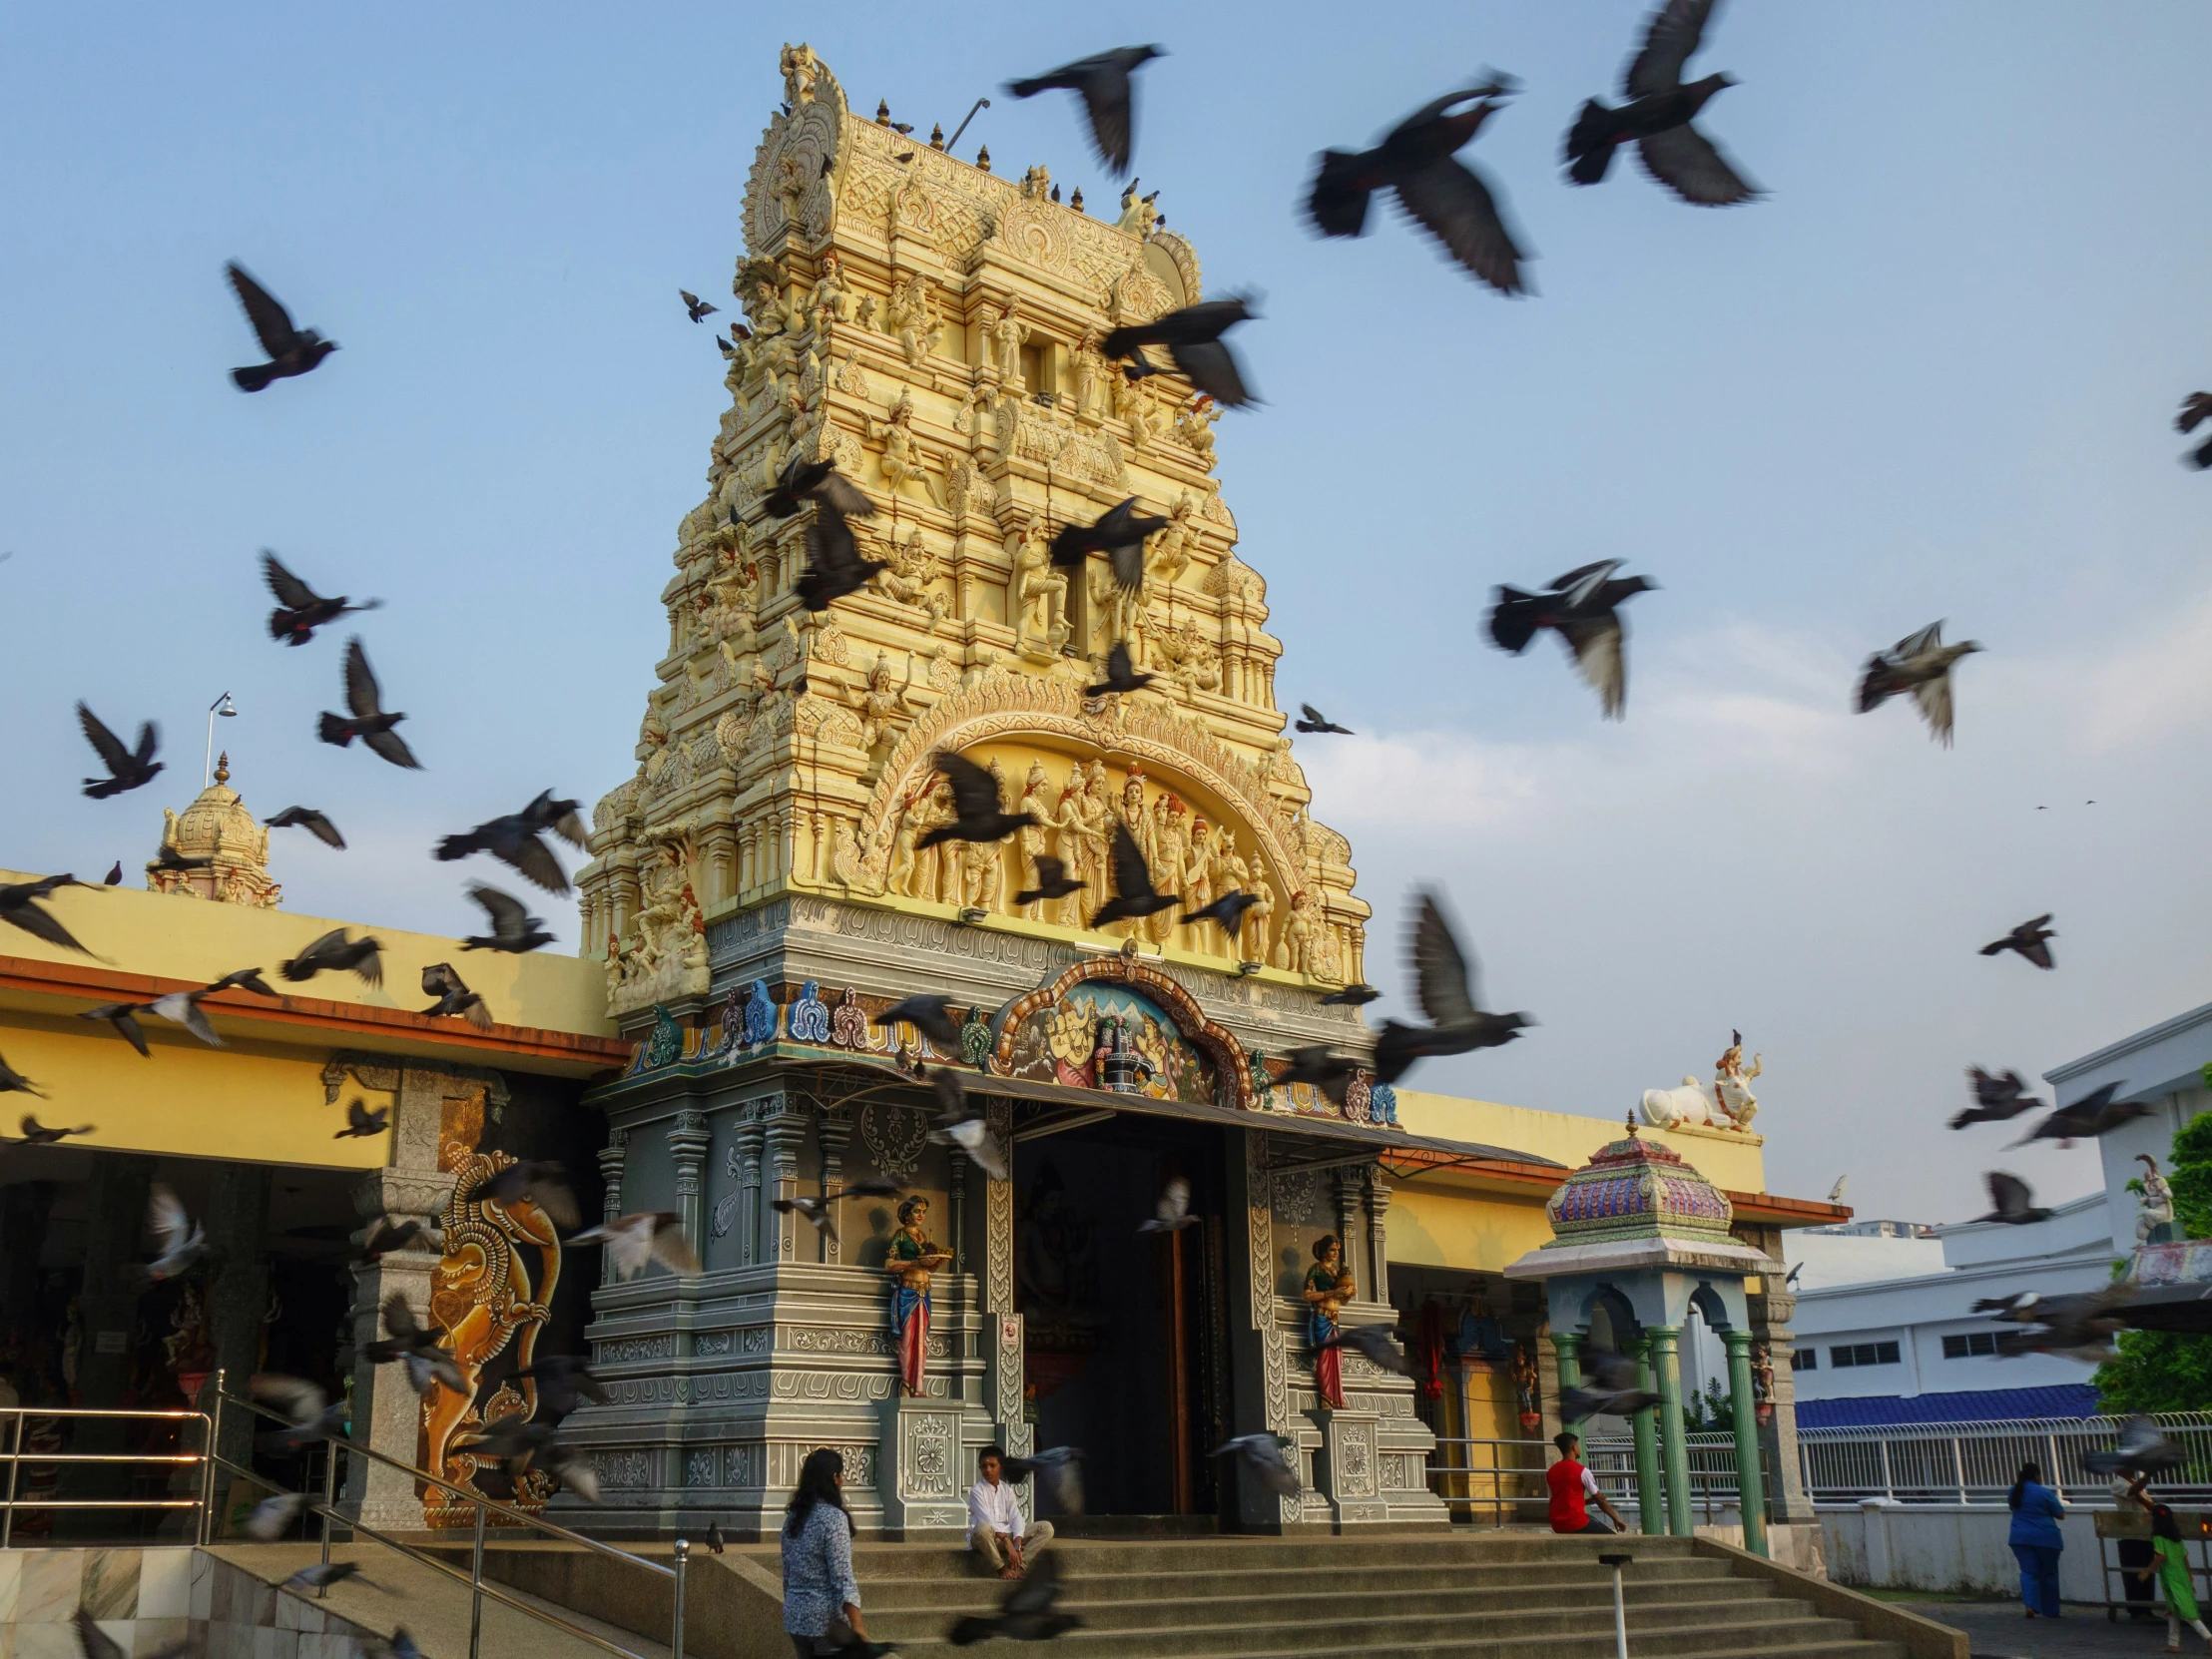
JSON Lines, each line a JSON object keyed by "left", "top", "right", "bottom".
{"left": 1547, "top": 1430, "right": 1629, "bottom": 1534}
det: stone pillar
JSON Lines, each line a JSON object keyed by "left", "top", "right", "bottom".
{"left": 203, "top": 1165, "right": 272, "bottom": 1471}
{"left": 760, "top": 1107, "right": 806, "bottom": 1268}
{"left": 669, "top": 1108, "right": 712, "bottom": 1265}
{"left": 1316, "top": 1407, "right": 1386, "bottom": 1526}
{"left": 1749, "top": 1288, "right": 1815, "bottom": 1523}
{"left": 338, "top": 1061, "right": 458, "bottom": 1531}
{"left": 596, "top": 1128, "right": 628, "bottom": 1288}
{"left": 1549, "top": 1330, "right": 1583, "bottom": 1397}
{"left": 1332, "top": 1168, "right": 1362, "bottom": 1282}
{"left": 1648, "top": 1326, "right": 1693, "bottom": 1537}
{"left": 818, "top": 1113, "right": 851, "bottom": 1266}
{"left": 1724, "top": 1329, "right": 1769, "bottom": 1557}
{"left": 980, "top": 1098, "right": 1029, "bottom": 1461}
{"left": 948, "top": 1153, "right": 967, "bottom": 1277}
{"left": 1362, "top": 1170, "right": 1391, "bottom": 1309}
{"left": 1225, "top": 1129, "right": 1298, "bottom": 1531}
{"left": 735, "top": 1117, "right": 766, "bottom": 1268}
{"left": 1630, "top": 1336, "right": 1664, "bottom": 1538}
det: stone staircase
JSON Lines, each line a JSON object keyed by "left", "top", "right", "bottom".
{"left": 833, "top": 1533, "right": 1940, "bottom": 1659}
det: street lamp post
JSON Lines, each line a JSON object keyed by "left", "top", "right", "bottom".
{"left": 204, "top": 693, "right": 238, "bottom": 786}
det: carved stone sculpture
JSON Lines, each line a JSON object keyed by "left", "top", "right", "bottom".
{"left": 1010, "top": 514, "right": 1070, "bottom": 658}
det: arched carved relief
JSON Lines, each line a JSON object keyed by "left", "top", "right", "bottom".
{"left": 830, "top": 674, "right": 1306, "bottom": 906}
{"left": 743, "top": 55, "right": 846, "bottom": 254}
{"left": 990, "top": 954, "right": 1256, "bottom": 1108}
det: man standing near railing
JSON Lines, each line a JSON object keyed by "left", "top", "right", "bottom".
{"left": 1548, "top": 1431, "right": 1629, "bottom": 1535}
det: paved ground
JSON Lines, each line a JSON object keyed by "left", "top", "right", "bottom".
{"left": 1912, "top": 1598, "right": 2205, "bottom": 1658}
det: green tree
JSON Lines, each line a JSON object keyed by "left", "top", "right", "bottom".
{"left": 2094, "top": 1109, "right": 2212, "bottom": 1411}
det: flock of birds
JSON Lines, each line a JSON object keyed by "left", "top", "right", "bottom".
{"left": 6, "top": 7, "right": 2203, "bottom": 1639}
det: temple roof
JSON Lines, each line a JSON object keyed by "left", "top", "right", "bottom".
{"left": 1543, "top": 1124, "right": 1735, "bottom": 1248}
{"left": 149, "top": 753, "right": 279, "bottom": 908}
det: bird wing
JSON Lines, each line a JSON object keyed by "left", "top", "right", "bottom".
{"left": 1075, "top": 62, "right": 1136, "bottom": 175}
{"left": 2, "top": 890, "right": 92, "bottom": 955}
{"left": 1558, "top": 615, "right": 1627, "bottom": 718}
{"left": 1390, "top": 158, "right": 1529, "bottom": 296}
{"left": 805, "top": 500, "right": 863, "bottom": 577}
{"left": 934, "top": 751, "right": 1005, "bottom": 826}
{"left": 1893, "top": 620, "right": 1943, "bottom": 660}
{"left": 470, "top": 884, "right": 531, "bottom": 937}
{"left": 365, "top": 729, "right": 422, "bottom": 770}
{"left": 652, "top": 1219, "right": 703, "bottom": 1276}
{"left": 288, "top": 928, "right": 347, "bottom": 976}
{"left": 1003, "top": 1549, "right": 1065, "bottom": 1618}
{"left": 1158, "top": 1177, "right": 1190, "bottom": 1225}
{"left": 343, "top": 639, "right": 385, "bottom": 720}
{"left": 226, "top": 263, "right": 300, "bottom": 355}
{"left": 1109, "top": 822, "right": 1159, "bottom": 901}
{"left": 381, "top": 1291, "right": 425, "bottom": 1344}
{"left": 1625, "top": 0, "right": 1718, "bottom": 96}
{"left": 150, "top": 992, "right": 223, "bottom": 1047}
{"left": 421, "top": 963, "right": 460, "bottom": 998}
{"left": 816, "top": 469, "right": 874, "bottom": 518}
{"left": 148, "top": 1184, "right": 193, "bottom": 1255}
{"left": 933, "top": 1067, "right": 969, "bottom": 1122}
{"left": 1986, "top": 1170, "right": 2033, "bottom": 1218}
{"left": 1909, "top": 669, "right": 1955, "bottom": 745}
{"left": 76, "top": 1609, "right": 128, "bottom": 1659}
{"left": 507, "top": 832, "right": 570, "bottom": 894}
{"left": 1634, "top": 123, "right": 1759, "bottom": 206}
{"left": 1109, "top": 538, "right": 1146, "bottom": 592}
{"left": 1300, "top": 704, "right": 1328, "bottom": 726}
{"left": 77, "top": 703, "right": 135, "bottom": 775}
{"left": 1409, "top": 891, "right": 1479, "bottom": 1026}
{"left": 261, "top": 550, "right": 321, "bottom": 610}
{"left": 1550, "top": 559, "right": 1624, "bottom": 604}
{"left": 1170, "top": 339, "right": 1252, "bottom": 408}
{"left": 253, "top": 1372, "right": 327, "bottom": 1425}
{"left": 527, "top": 1173, "right": 581, "bottom": 1229}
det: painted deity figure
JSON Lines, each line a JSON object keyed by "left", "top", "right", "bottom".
{"left": 848, "top": 653, "right": 915, "bottom": 755}
{"left": 1183, "top": 818, "right": 1216, "bottom": 945}
{"left": 1088, "top": 559, "right": 1146, "bottom": 662}
{"left": 1511, "top": 1344, "right": 1542, "bottom": 1430}
{"left": 1148, "top": 492, "right": 1201, "bottom": 588}
{"left": 885, "top": 1196, "right": 951, "bottom": 1397}
{"left": 2137, "top": 1153, "right": 2179, "bottom": 1244}
{"left": 1305, "top": 1233, "right": 1354, "bottom": 1411}
{"left": 805, "top": 251, "right": 851, "bottom": 341}
{"left": 1147, "top": 793, "right": 1190, "bottom": 943}
{"left": 1072, "top": 328, "right": 1104, "bottom": 417}
{"left": 870, "top": 391, "right": 939, "bottom": 506}
{"left": 781, "top": 43, "right": 822, "bottom": 107}
{"left": 990, "top": 304, "right": 1027, "bottom": 385}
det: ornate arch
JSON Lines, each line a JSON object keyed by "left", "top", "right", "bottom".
{"left": 991, "top": 954, "right": 1256, "bottom": 1108}
{"left": 830, "top": 671, "right": 1306, "bottom": 903}
{"left": 743, "top": 49, "right": 846, "bottom": 254}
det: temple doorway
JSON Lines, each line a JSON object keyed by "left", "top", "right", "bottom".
{"left": 1012, "top": 1116, "right": 1231, "bottom": 1521}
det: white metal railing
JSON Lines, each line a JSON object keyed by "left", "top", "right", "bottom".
{"left": 1424, "top": 1430, "right": 1766, "bottom": 1527}
{"left": 1797, "top": 1411, "right": 2212, "bottom": 1506}
{"left": 3, "top": 1371, "right": 692, "bottom": 1659}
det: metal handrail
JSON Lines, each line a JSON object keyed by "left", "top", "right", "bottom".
{"left": 208, "top": 1382, "right": 689, "bottom": 1659}
{"left": 1, "top": 1401, "right": 218, "bottom": 1547}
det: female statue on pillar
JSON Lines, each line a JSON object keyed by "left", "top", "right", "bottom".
{"left": 1305, "top": 1233, "right": 1354, "bottom": 1410}
{"left": 885, "top": 1196, "right": 952, "bottom": 1397}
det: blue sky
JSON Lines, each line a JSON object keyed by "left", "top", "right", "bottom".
{"left": 4, "top": 3, "right": 2209, "bottom": 1222}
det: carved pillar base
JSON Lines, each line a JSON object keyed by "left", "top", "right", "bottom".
{"left": 1314, "top": 1407, "right": 1389, "bottom": 1529}
{"left": 876, "top": 1395, "right": 969, "bottom": 1537}
{"left": 342, "top": 1163, "right": 456, "bottom": 1532}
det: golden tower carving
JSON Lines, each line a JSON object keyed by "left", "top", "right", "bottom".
{"left": 579, "top": 46, "right": 1365, "bottom": 1015}
{"left": 148, "top": 753, "right": 282, "bottom": 908}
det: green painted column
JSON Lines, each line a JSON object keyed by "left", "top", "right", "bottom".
{"left": 1724, "top": 1330, "right": 1770, "bottom": 1557}
{"left": 1630, "top": 1335, "right": 1665, "bottom": 1537}
{"left": 1648, "top": 1324, "right": 1693, "bottom": 1536}
{"left": 1551, "top": 1330, "right": 1584, "bottom": 1395}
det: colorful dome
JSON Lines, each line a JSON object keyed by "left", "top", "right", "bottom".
{"left": 1543, "top": 1126, "right": 1734, "bottom": 1249}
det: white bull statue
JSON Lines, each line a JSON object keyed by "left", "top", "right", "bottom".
{"left": 1641, "top": 1052, "right": 1762, "bottom": 1131}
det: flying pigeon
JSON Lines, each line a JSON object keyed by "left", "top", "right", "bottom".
{"left": 514, "top": 1355, "right": 610, "bottom": 1422}
{"left": 1372, "top": 891, "right": 1532, "bottom": 1085}
{"left": 1309, "top": 84, "right": 1531, "bottom": 294}
{"left": 1, "top": 873, "right": 97, "bottom": 955}
{"left": 1212, "top": 1433, "right": 1301, "bottom": 1497}
{"left": 1088, "top": 823, "right": 1180, "bottom": 930}
{"left": 773, "top": 1176, "right": 904, "bottom": 1244}
{"left": 947, "top": 1549, "right": 1084, "bottom": 1645}
{"left": 1050, "top": 496, "right": 1169, "bottom": 591}
{"left": 1560, "top": 1348, "right": 1661, "bottom": 1422}
{"left": 267, "top": 807, "right": 345, "bottom": 849}
{"left": 1004, "top": 45, "right": 1164, "bottom": 175}
{"left": 436, "top": 791, "right": 586, "bottom": 893}
{"left": 144, "top": 1184, "right": 206, "bottom": 1280}
{"left": 317, "top": 639, "right": 421, "bottom": 769}
{"left": 1318, "top": 983, "right": 1381, "bottom": 1007}
{"left": 762, "top": 452, "right": 875, "bottom": 520}
{"left": 1952, "top": 1067, "right": 2037, "bottom": 1129}
{"left": 463, "top": 1160, "right": 581, "bottom": 1227}
{"left": 2177, "top": 391, "right": 2212, "bottom": 468}
{"left": 262, "top": 551, "right": 380, "bottom": 646}
{"left": 794, "top": 499, "right": 887, "bottom": 612}
{"left": 1979, "top": 914, "right": 2055, "bottom": 970}
{"left": 1084, "top": 641, "right": 1155, "bottom": 699}
{"left": 2009, "top": 1082, "right": 2149, "bottom": 1149}
{"left": 251, "top": 1375, "right": 348, "bottom": 1449}
{"left": 1487, "top": 560, "right": 1656, "bottom": 720}
{"left": 1014, "top": 855, "right": 1084, "bottom": 907}
{"left": 1182, "top": 889, "right": 1259, "bottom": 942}
{"left": 681, "top": 289, "right": 719, "bottom": 322}
{"left": 77, "top": 704, "right": 163, "bottom": 798}
{"left": 927, "top": 1068, "right": 1008, "bottom": 1181}
{"left": 1858, "top": 622, "right": 1982, "bottom": 747}
{"left": 1278, "top": 1046, "right": 1361, "bottom": 1105}
{"left": 1001, "top": 1446, "right": 1086, "bottom": 1516}
{"left": 461, "top": 884, "right": 553, "bottom": 953}
{"left": 1978, "top": 1171, "right": 2051, "bottom": 1226}
{"left": 1101, "top": 296, "right": 1260, "bottom": 408}
{"left": 1317, "top": 1324, "right": 1412, "bottom": 1376}
{"left": 569, "top": 1212, "right": 702, "bottom": 1281}
{"left": 1137, "top": 1177, "right": 1197, "bottom": 1233}
{"left": 916, "top": 752, "right": 1038, "bottom": 848}
{"left": 1295, "top": 705, "right": 1354, "bottom": 735}
{"left": 280, "top": 927, "right": 384, "bottom": 986}
{"left": 1564, "top": 0, "right": 1761, "bottom": 206}
{"left": 364, "top": 1292, "right": 467, "bottom": 1394}
{"left": 877, "top": 994, "right": 962, "bottom": 1048}
{"left": 334, "top": 1099, "right": 389, "bottom": 1139}
{"left": 226, "top": 263, "right": 338, "bottom": 390}
{"left": 420, "top": 962, "right": 493, "bottom": 1029}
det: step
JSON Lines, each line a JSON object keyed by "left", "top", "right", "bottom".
{"left": 850, "top": 1554, "right": 1749, "bottom": 1605}
{"left": 873, "top": 1607, "right": 1867, "bottom": 1658}
{"left": 206, "top": 1542, "right": 672, "bottom": 1659}
{"left": 854, "top": 1571, "right": 1780, "bottom": 1616}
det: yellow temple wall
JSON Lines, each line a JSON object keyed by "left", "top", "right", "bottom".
{"left": 1393, "top": 1087, "right": 1769, "bottom": 1191}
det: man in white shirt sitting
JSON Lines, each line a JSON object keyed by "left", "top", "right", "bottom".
{"left": 967, "top": 1446, "right": 1054, "bottom": 1579}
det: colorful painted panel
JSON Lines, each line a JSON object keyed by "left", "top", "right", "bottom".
{"left": 1001, "top": 981, "right": 1219, "bottom": 1105}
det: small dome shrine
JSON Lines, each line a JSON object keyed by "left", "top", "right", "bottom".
{"left": 148, "top": 753, "right": 281, "bottom": 908}
{"left": 1543, "top": 1122, "right": 1735, "bottom": 1249}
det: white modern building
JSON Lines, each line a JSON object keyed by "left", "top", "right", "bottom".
{"left": 1780, "top": 995, "right": 2212, "bottom": 1427}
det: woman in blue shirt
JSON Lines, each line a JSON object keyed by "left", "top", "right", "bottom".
{"left": 2007, "top": 1461, "right": 2066, "bottom": 1619}
{"left": 782, "top": 1447, "right": 874, "bottom": 1657}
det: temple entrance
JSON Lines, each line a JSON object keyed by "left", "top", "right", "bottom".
{"left": 1012, "top": 1115, "right": 1230, "bottom": 1521}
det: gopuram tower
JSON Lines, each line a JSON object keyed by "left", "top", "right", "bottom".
{"left": 570, "top": 46, "right": 1443, "bottom": 1537}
